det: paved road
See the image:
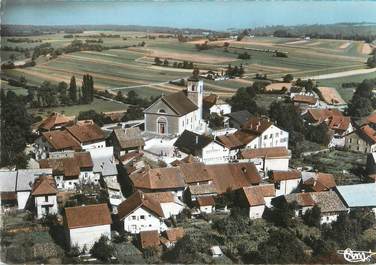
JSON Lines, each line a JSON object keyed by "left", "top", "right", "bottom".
{"left": 303, "top": 67, "right": 376, "bottom": 80}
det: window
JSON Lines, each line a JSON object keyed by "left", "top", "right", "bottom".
{"left": 148, "top": 214, "right": 152, "bottom": 217}
{"left": 45, "top": 195, "right": 48, "bottom": 202}
{"left": 158, "top": 109, "right": 166, "bottom": 113}
{"left": 264, "top": 135, "right": 267, "bottom": 140}
{"left": 269, "top": 134, "right": 272, "bottom": 139}
{"left": 140, "top": 215, "right": 145, "bottom": 220}
{"left": 132, "top": 216, "right": 136, "bottom": 220}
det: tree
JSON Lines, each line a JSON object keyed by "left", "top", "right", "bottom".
{"left": 122, "top": 105, "right": 143, "bottom": 121}
{"left": 256, "top": 229, "right": 307, "bottom": 264}
{"left": 1, "top": 91, "right": 32, "bottom": 166}
{"left": 303, "top": 205, "right": 321, "bottom": 227}
{"left": 163, "top": 59, "right": 169, "bottom": 66}
{"left": 77, "top": 110, "right": 107, "bottom": 126}
{"left": 90, "top": 235, "right": 114, "bottom": 263}
{"left": 69, "top": 75, "right": 77, "bottom": 103}
{"left": 228, "top": 87, "right": 259, "bottom": 115}
{"left": 283, "top": 74, "right": 294, "bottom": 83}
{"left": 348, "top": 79, "right": 375, "bottom": 117}
{"left": 81, "top": 74, "right": 94, "bottom": 104}
{"left": 269, "top": 101, "right": 304, "bottom": 133}
{"left": 154, "top": 57, "right": 162, "bottom": 66}
{"left": 305, "top": 123, "right": 330, "bottom": 145}
{"left": 208, "top": 113, "right": 224, "bottom": 129}
{"left": 57, "top": 81, "right": 69, "bottom": 105}
{"left": 367, "top": 54, "right": 376, "bottom": 68}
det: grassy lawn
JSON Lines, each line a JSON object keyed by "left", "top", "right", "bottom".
{"left": 298, "top": 150, "right": 367, "bottom": 185}
{"left": 29, "top": 97, "right": 128, "bottom": 117}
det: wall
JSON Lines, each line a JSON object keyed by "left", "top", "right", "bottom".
{"left": 34, "top": 195, "right": 58, "bottom": 219}
{"left": 209, "top": 104, "right": 232, "bottom": 116}
{"left": 160, "top": 202, "right": 185, "bottom": 218}
{"left": 345, "top": 133, "right": 375, "bottom": 153}
{"left": 200, "top": 205, "right": 214, "bottom": 214}
{"left": 17, "top": 191, "right": 30, "bottom": 210}
{"left": 249, "top": 205, "right": 265, "bottom": 219}
{"left": 275, "top": 178, "right": 300, "bottom": 197}
{"left": 68, "top": 224, "right": 111, "bottom": 250}
{"left": 123, "top": 207, "right": 166, "bottom": 234}
{"left": 202, "top": 142, "right": 230, "bottom": 164}
{"left": 81, "top": 140, "right": 106, "bottom": 150}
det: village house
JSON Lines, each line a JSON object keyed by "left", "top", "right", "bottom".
{"left": 187, "top": 184, "right": 218, "bottom": 203}
{"left": 144, "top": 76, "right": 204, "bottom": 136}
{"left": 239, "top": 147, "right": 290, "bottom": 178}
{"left": 217, "top": 117, "right": 289, "bottom": 151}
{"left": 117, "top": 191, "right": 167, "bottom": 234}
{"left": 145, "top": 192, "right": 185, "bottom": 218}
{"left": 174, "top": 130, "right": 232, "bottom": 164}
{"left": 317, "top": 86, "right": 347, "bottom": 110}
{"left": 225, "top": 110, "right": 252, "bottom": 129}
{"left": 202, "top": 93, "right": 231, "bottom": 118}
{"left": 196, "top": 196, "right": 216, "bottom": 214}
{"left": 336, "top": 183, "right": 376, "bottom": 216}
{"left": 269, "top": 170, "right": 301, "bottom": 197}
{"left": 0, "top": 171, "right": 18, "bottom": 210}
{"left": 35, "top": 130, "right": 82, "bottom": 159}
{"left": 292, "top": 95, "right": 319, "bottom": 109}
{"left": 64, "top": 203, "right": 112, "bottom": 250}
{"left": 89, "top": 147, "right": 118, "bottom": 180}
{"left": 344, "top": 125, "right": 376, "bottom": 153}
{"left": 129, "top": 167, "right": 186, "bottom": 199}
{"left": 160, "top": 227, "right": 185, "bottom": 249}
{"left": 37, "top": 112, "right": 74, "bottom": 133}
{"left": 108, "top": 128, "right": 145, "bottom": 159}
{"left": 237, "top": 184, "right": 276, "bottom": 219}
{"left": 65, "top": 122, "right": 106, "bottom": 150}
{"left": 303, "top": 109, "right": 353, "bottom": 148}
{"left": 139, "top": 230, "right": 161, "bottom": 250}
{"left": 39, "top": 152, "right": 96, "bottom": 190}
{"left": 15, "top": 169, "right": 53, "bottom": 210}
{"left": 30, "top": 175, "right": 58, "bottom": 219}
{"left": 284, "top": 191, "right": 347, "bottom": 224}
{"left": 301, "top": 172, "right": 336, "bottom": 192}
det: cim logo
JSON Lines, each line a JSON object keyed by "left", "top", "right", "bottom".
{"left": 337, "top": 248, "right": 376, "bottom": 263}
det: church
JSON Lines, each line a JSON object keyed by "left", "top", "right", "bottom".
{"left": 144, "top": 76, "right": 204, "bottom": 136}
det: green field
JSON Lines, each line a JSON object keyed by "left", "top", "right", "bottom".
{"left": 29, "top": 97, "right": 128, "bottom": 117}
{"left": 2, "top": 32, "right": 373, "bottom": 100}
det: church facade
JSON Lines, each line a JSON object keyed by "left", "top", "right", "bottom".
{"left": 144, "top": 77, "right": 204, "bottom": 136}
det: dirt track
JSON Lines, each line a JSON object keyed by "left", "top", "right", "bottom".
{"left": 304, "top": 67, "right": 376, "bottom": 80}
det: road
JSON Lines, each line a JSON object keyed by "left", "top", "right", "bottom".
{"left": 303, "top": 67, "right": 376, "bottom": 80}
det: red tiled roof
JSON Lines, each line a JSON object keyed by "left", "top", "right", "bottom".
{"left": 117, "top": 191, "right": 164, "bottom": 219}
{"left": 206, "top": 163, "right": 261, "bottom": 194}
{"left": 293, "top": 95, "right": 317, "bottom": 105}
{"left": 303, "top": 173, "right": 336, "bottom": 192}
{"left": 66, "top": 123, "right": 105, "bottom": 143}
{"left": 179, "top": 162, "right": 212, "bottom": 184}
{"left": 241, "top": 186, "right": 265, "bottom": 206}
{"left": 197, "top": 196, "right": 215, "bottom": 206}
{"left": 31, "top": 175, "right": 57, "bottom": 196}
{"left": 130, "top": 167, "right": 186, "bottom": 190}
{"left": 64, "top": 203, "right": 112, "bottom": 229}
{"left": 367, "top": 113, "right": 376, "bottom": 124}
{"left": 39, "top": 112, "right": 73, "bottom": 131}
{"left": 240, "top": 147, "right": 289, "bottom": 159}
{"left": 359, "top": 125, "right": 376, "bottom": 144}
{"left": 270, "top": 170, "right": 301, "bottom": 182}
{"left": 241, "top": 117, "right": 273, "bottom": 134}
{"left": 41, "top": 131, "right": 81, "bottom": 151}
{"left": 139, "top": 230, "right": 160, "bottom": 249}
{"left": 164, "top": 227, "right": 185, "bottom": 242}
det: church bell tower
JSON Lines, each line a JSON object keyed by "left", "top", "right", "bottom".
{"left": 186, "top": 76, "right": 204, "bottom": 120}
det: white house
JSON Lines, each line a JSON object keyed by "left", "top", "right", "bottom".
{"left": 145, "top": 192, "right": 185, "bottom": 218}
{"left": 144, "top": 76, "right": 205, "bottom": 136}
{"left": 174, "top": 130, "right": 232, "bottom": 164}
{"left": 65, "top": 122, "right": 106, "bottom": 150}
{"left": 239, "top": 147, "right": 290, "bottom": 178}
{"left": 203, "top": 93, "right": 231, "bottom": 117}
{"left": 285, "top": 191, "right": 347, "bottom": 224}
{"left": 117, "top": 191, "right": 168, "bottom": 234}
{"left": 88, "top": 147, "right": 118, "bottom": 180}
{"left": 238, "top": 184, "right": 276, "bottom": 219}
{"left": 16, "top": 169, "right": 53, "bottom": 210}
{"left": 217, "top": 117, "right": 289, "bottom": 152}
{"left": 64, "top": 204, "right": 112, "bottom": 250}
{"left": 31, "top": 175, "right": 58, "bottom": 219}
{"left": 269, "top": 170, "right": 301, "bottom": 197}
{"left": 129, "top": 167, "right": 186, "bottom": 200}
{"left": 196, "top": 196, "right": 215, "bottom": 214}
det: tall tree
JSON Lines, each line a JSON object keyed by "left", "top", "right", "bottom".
{"left": 69, "top": 75, "right": 77, "bottom": 103}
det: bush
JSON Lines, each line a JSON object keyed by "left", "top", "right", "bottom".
{"left": 90, "top": 235, "right": 114, "bottom": 262}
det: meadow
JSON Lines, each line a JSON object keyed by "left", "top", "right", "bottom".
{"left": 2, "top": 31, "right": 375, "bottom": 101}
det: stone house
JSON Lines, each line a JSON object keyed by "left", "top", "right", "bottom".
{"left": 31, "top": 175, "right": 58, "bottom": 219}
{"left": 108, "top": 128, "right": 145, "bottom": 159}
{"left": 345, "top": 125, "right": 376, "bottom": 153}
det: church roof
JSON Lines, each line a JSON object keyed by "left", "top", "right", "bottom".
{"left": 162, "top": 91, "right": 198, "bottom": 116}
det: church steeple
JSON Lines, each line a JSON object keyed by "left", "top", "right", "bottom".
{"left": 186, "top": 68, "right": 203, "bottom": 121}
